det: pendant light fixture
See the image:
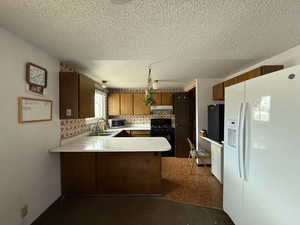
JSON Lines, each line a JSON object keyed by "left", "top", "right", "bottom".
{"left": 144, "top": 65, "right": 156, "bottom": 106}
{"left": 145, "top": 65, "right": 159, "bottom": 91}
{"left": 101, "top": 80, "right": 107, "bottom": 89}
{"left": 152, "top": 80, "right": 159, "bottom": 90}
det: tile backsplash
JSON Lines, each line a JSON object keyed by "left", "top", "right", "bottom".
{"left": 110, "top": 113, "right": 175, "bottom": 127}
{"left": 60, "top": 119, "right": 91, "bottom": 139}
{"left": 60, "top": 114, "right": 175, "bottom": 139}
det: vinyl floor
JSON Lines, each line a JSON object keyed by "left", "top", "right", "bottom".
{"left": 161, "top": 157, "right": 223, "bottom": 209}
{"left": 32, "top": 157, "right": 230, "bottom": 225}
{"left": 32, "top": 197, "right": 233, "bottom": 225}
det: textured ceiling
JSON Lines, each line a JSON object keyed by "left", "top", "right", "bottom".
{"left": 1, "top": 0, "right": 300, "bottom": 87}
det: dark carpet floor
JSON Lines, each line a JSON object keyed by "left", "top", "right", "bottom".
{"left": 32, "top": 197, "right": 234, "bottom": 225}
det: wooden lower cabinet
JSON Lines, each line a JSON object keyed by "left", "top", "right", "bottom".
{"left": 96, "top": 153, "right": 161, "bottom": 194}
{"left": 115, "top": 130, "right": 132, "bottom": 137}
{"left": 131, "top": 130, "right": 150, "bottom": 137}
{"left": 61, "top": 153, "right": 97, "bottom": 195}
{"left": 61, "top": 152, "right": 161, "bottom": 195}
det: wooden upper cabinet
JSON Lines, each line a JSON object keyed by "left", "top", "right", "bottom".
{"left": 261, "top": 65, "right": 284, "bottom": 75}
{"left": 224, "top": 77, "right": 239, "bottom": 87}
{"left": 60, "top": 72, "right": 79, "bottom": 119}
{"left": 152, "top": 92, "right": 172, "bottom": 105}
{"left": 161, "top": 93, "right": 173, "bottom": 105}
{"left": 79, "top": 74, "right": 95, "bottom": 118}
{"left": 224, "top": 65, "right": 283, "bottom": 88}
{"left": 152, "top": 93, "right": 162, "bottom": 105}
{"left": 133, "top": 93, "right": 150, "bottom": 115}
{"left": 120, "top": 93, "right": 133, "bottom": 115}
{"left": 59, "top": 72, "right": 95, "bottom": 119}
{"left": 213, "top": 83, "right": 224, "bottom": 101}
{"left": 108, "top": 93, "right": 120, "bottom": 116}
{"left": 242, "top": 67, "right": 261, "bottom": 81}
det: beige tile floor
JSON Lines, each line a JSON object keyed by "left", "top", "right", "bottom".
{"left": 161, "top": 157, "right": 223, "bottom": 209}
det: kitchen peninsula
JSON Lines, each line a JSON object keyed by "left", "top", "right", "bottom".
{"left": 50, "top": 134, "right": 171, "bottom": 196}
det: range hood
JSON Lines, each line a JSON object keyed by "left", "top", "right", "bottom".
{"left": 150, "top": 105, "right": 173, "bottom": 111}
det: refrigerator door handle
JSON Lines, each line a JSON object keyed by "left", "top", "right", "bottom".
{"left": 242, "top": 102, "right": 248, "bottom": 181}
{"left": 237, "top": 102, "right": 244, "bottom": 178}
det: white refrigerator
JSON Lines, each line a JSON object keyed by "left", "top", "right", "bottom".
{"left": 223, "top": 65, "right": 300, "bottom": 225}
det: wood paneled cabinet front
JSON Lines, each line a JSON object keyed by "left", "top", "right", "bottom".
{"left": 131, "top": 130, "right": 150, "bottom": 137}
{"left": 152, "top": 93, "right": 162, "bottom": 105}
{"left": 133, "top": 93, "right": 150, "bottom": 115}
{"left": 161, "top": 93, "right": 173, "bottom": 105}
{"left": 173, "top": 93, "right": 191, "bottom": 158}
{"left": 61, "top": 152, "right": 162, "bottom": 196}
{"left": 217, "top": 65, "right": 284, "bottom": 100}
{"left": 152, "top": 93, "right": 173, "bottom": 105}
{"left": 223, "top": 65, "right": 283, "bottom": 88}
{"left": 108, "top": 92, "right": 173, "bottom": 116}
{"left": 108, "top": 93, "right": 120, "bottom": 116}
{"left": 120, "top": 93, "right": 133, "bottom": 115}
{"left": 60, "top": 72, "right": 95, "bottom": 119}
{"left": 213, "top": 83, "right": 224, "bottom": 101}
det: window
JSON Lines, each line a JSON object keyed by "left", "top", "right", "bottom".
{"left": 94, "top": 89, "right": 107, "bottom": 119}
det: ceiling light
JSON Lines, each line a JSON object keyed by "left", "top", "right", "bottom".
{"left": 101, "top": 80, "right": 107, "bottom": 89}
{"left": 152, "top": 80, "right": 159, "bottom": 90}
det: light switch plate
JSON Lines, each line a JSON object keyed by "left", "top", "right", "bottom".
{"left": 66, "top": 109, "right": 72, "bottom": 116}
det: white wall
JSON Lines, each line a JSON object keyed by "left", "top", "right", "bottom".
{"left": 195, "top": 78, "right": 223, "bottom": 150}
{"left": 225, "top": 44, "right": 300, "bottom": 80}
{"left": 0, "top": 28, "right": 61, "bottom": 225}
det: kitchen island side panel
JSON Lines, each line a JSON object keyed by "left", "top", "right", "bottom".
{"left": 61, "top": 152, "right": 161, "bottom": 195}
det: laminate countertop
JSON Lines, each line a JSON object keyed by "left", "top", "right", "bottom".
{"left": 107, "top": 124, "right": 151, "bottom": 131}
{"left": 49, "top": 136, "right": 171, "bottom": 153}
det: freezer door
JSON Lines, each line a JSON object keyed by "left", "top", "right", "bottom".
{"left": 223, "top": 82, "right": 245, "bottom": 225}
{"left": 243, "top": 65, "right": 300, "bottom": 225}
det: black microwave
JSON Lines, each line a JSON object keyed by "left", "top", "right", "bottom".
{"left": 108, "top": 119, "right": 126, "bottom": 128}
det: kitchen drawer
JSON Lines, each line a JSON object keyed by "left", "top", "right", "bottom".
{"left": 131, "top": 130, "right": 150, "bottom": 137}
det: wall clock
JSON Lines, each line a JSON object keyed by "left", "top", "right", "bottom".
{"left": 26, "top": 63, "right": 47, "bottom": 94}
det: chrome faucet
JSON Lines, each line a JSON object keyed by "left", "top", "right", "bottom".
{"left": 95, "top": 118, "right": 108, "bottom": 133}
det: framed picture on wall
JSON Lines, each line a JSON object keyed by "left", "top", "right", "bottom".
{"left": 26, "top": 63, "right": 47, "bottom": 94}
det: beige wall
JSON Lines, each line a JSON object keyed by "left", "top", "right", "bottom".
{"left": 195, "top": 78, "right": 223, "bottom": 150}
{"left": 0, "top": 27, "right": 61, "bottom": 225}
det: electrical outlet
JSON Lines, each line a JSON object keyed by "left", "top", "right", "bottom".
{"left": 21, "top": 205, "right": 28, "bottom": 219}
